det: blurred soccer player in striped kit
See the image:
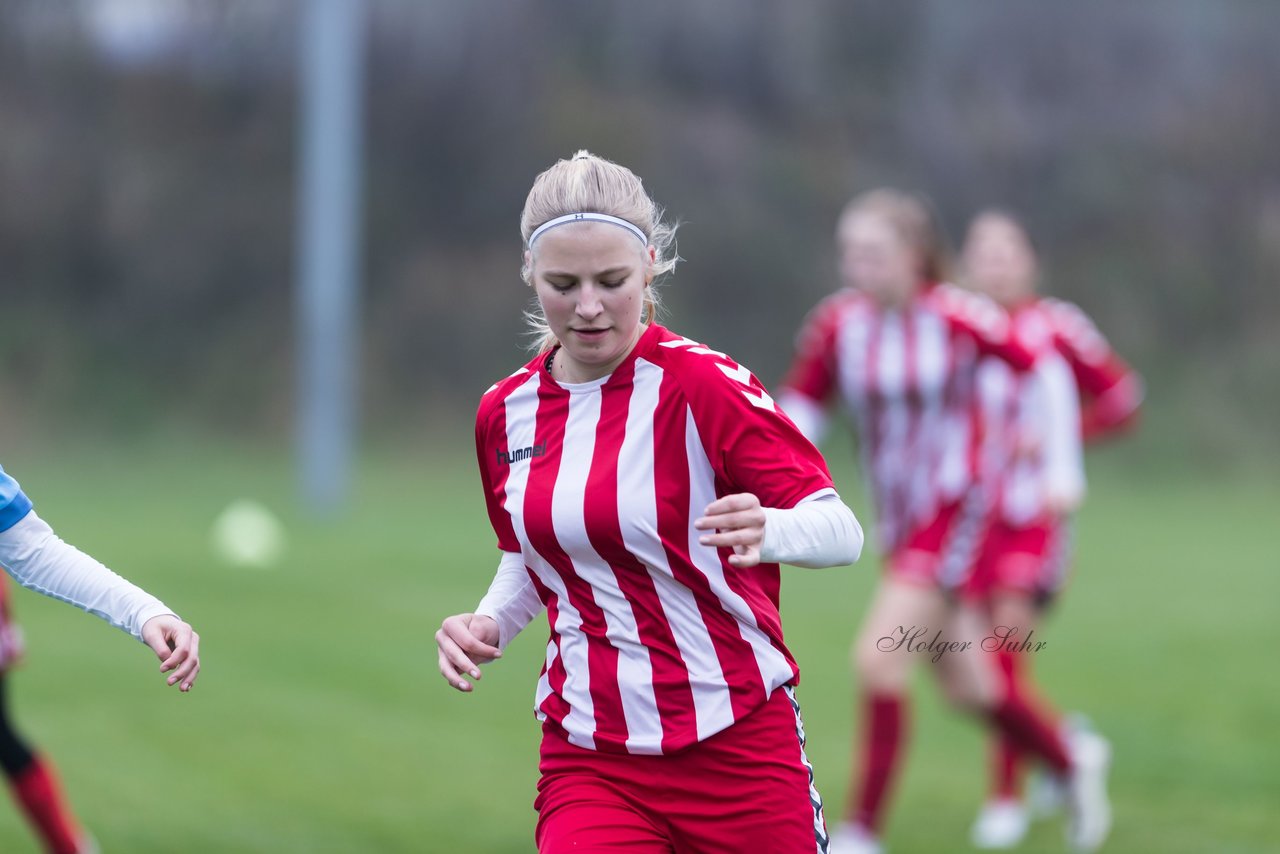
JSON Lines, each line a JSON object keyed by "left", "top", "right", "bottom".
{"left": 435, "top": 151, "right": 865, "bottom": 853}
{"left": 779, "top": 190, "right": 1113, "bottom": 854}
{"left": 959, "top": 210, "right": 1141, "bottom": 850}
{"left": 0, "top": 464, "right": 200, "bottom": 853}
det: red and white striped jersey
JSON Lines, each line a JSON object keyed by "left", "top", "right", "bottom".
{"left": 974, "top": 300, "right": 1084, "bottom": 527}
{"left": 780, "top": 283, "right": 1034, "bottom": 553}
{"left": 1042, "top": 298, "right": 1144, "bottom": 441}
{"left": 475, "top": 323, "right": 835, "bottom": 756}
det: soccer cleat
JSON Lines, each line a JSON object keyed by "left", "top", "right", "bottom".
{"left": 1030, "top": 712, "right": 1088, "bottom": 820}
{"left": 828, "top": 822, "right": 884, "bottom": 854}
{"left": 970, "top": 798, "right": 1030, "bottom": 849}
{"left": 1065, "top": 726, "right": 1112, "bottom": 852}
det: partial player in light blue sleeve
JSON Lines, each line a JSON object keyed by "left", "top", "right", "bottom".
{"left": 0, "top": 465, "right": 33, "bottom": 534}
{"left": 0, "top": 461, "right": 199, "bottom": 687}
{"left": 0, "top": 460, "right": 202, "bottom": 851}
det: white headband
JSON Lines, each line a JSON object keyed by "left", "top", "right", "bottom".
{"left": 527, "top": 212, "right": 648, "bottom": 248}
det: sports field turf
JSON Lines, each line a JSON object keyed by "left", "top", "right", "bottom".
{"left": 0, "top": 440, "right": 1275, "bottom": 852}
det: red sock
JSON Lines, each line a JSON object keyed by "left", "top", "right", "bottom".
{"left": 988, "top": 692, "right": 1071, "bottom": 775}
{"left": 9, "top": 757, "right": 83, "bottom": 854}
{"left": 992, "top": 648, "right": 1024, "bottom": 799}
{"left": 849, "top": 693, "right": 908, "bottom": 833}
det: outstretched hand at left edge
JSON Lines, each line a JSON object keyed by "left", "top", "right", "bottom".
{"left": 695, "top": 493, "right": 766, "bottom": 568}
{"left": 141, "top": 615, "right": 201, "bottom": 692}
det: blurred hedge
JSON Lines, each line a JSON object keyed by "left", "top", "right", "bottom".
{"left": 1, "top": 1, "right": 1276, "bottom": 468}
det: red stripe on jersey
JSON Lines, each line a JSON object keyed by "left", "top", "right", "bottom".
{"left": 527, "top": 569, "right": 572, "bottom": 727}
{"left": 650, "top": 368, "right": 766, "bottom": 726}
{"left": 1043, "top": 298, "right": 1142, "bottom": 441}
{"left": 523, "top": 384, "right": 630, "bottom": 750}
{"left": 584, "top": 359, "right": 697, "bottom": 752}
{"left": 895, "top": 309, "right": 920, "bottom": 545}
{"left": 476, "top": 383, "right": 520, "bottom": 552}
{"left": 782, "top": 290, "right": 853, "bottom": 404}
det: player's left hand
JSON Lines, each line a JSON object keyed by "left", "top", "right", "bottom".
{"left": 695, "top": 493, "right": 766, "bottom": 568}
{"left": 1014, "top": 427, "right": 1043, "bottom": 460}
{"left": 1043, "top": 483, "right": 1084, "bottom": 516}
{"left": 141, "top": 614, "right": 201, "bottom": 692}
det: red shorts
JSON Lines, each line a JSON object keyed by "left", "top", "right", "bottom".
{"left": 887, "top": 497, "right": 987, "bottom": 590}
{"left": 963, "top": 517, "right": 1071, "bottom": 603}
{"left": 534, "top": 686, "right": 828, "bottom": 853}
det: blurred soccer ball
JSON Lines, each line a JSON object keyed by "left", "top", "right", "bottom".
{"left": 211, "top": 499, "right": 286, "bottom": 568}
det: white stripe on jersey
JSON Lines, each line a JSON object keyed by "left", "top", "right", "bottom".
{"left": 832, "top": 301, "right": 976, "bottom": 550}
{"left": 836, "top": 305, "right": 880, "bottom": 537}
{"left": 836, "top": 302, "right": 872, "bottom": 414}
{"left": 555, "top": 388, "right": 664, "bottom": 753}
{"left": 501, "top": 373, "right": 599, "bottom": 750}
{"left": 975, "top": 306, "right": 1084, "bottom": 525}
{"left": 914, "top": 309, "right": 949, "bottom": 522}
{"left": 935, "top": 335, "right": 976, "bottom": 502}
{"left": 684, "top": 409, "right": 796, "bottom": 702}
{"left": 621, "top": 359, "right": 733, "bottom": 743}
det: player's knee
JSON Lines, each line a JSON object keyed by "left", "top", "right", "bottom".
{"left": 940, "top": 679, "right": 986, "bottom": 713}
{"left": 993, "top": 599, "right": 1036, "bottom": 635}
{"left": 852, "top": 640, "right": 907, "bottom": 693}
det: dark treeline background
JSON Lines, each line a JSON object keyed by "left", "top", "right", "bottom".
{"left": 1, "top": 0, "right": 1276, "bottom": 467}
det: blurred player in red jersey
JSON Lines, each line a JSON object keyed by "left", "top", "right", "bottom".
{"left": 960, "top": 210, "right": 1141, "bottom": 850}
{"left": 778, "top": 190, "right": 1112, "bottom": 854}
{"left": 0, "top": 464, "right": 200, "bottom": 854}
{"left": 435, "top": 150, "right": 865, "bottom": 853}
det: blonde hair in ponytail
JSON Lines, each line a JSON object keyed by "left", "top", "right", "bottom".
{"left": 520, "top": 150, "right": 679, "bottom": 353}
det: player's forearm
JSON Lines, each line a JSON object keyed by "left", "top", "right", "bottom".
{"left": 1039, "top": 356, "right": 1087, "bottom": 506}
{"left": 1081, "top": 374, "right": 1144, "bottom": 442}
{"left": 934, "top": 285, "right": 1035, "bottom": 371}
{"left": 475, "top": 550, "right": 543, "bottom": 649}
{"left": 0, "top": 511, "right": 176, "bottom": 641}
{"left": 761, "top": 492, "right": 864, "bottom": 568}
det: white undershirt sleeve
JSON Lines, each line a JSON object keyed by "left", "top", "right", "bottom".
{"left": 0, "top": 511, "right": 176, "bottom": 642}
{"left": 1037, "top": 355, "right": 1086, "bottom": 509}
{"left": 760, "top": 491, "right": 864, "bottom": 569}
{"left": 474, "top": 551, "right": 544, "bottom": 650}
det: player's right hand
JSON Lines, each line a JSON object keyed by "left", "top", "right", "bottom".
{"left": 436, "top": 613, "right": 501, "bottom": 693}
{"left": 141, "top": 614, "right": 201, "bottom": 692}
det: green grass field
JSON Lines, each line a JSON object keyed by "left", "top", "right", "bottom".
{"left": 0, "top": 440, "right": 1275, "bottom": 852}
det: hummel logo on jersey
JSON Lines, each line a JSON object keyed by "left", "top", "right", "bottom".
{"left": 716, "top": 363, "right": 777, "bottom": 412}
{"left": 497, "top": 444, "right": 546, "bottom": 466}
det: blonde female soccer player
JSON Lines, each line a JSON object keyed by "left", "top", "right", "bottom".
{"left": 436, "top": 150, "right": 864, "bottom": 853}
{"left": 0, "top": 463, "right": 200, "bottom": 853}
{"left": 779, "top": 190, "right": 1110, "bottom": 854}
